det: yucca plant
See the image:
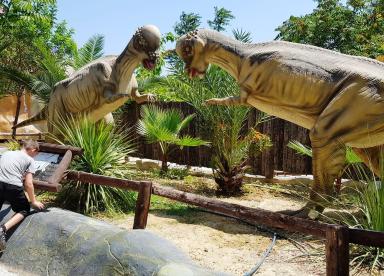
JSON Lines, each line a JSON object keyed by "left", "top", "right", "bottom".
{"left": 51, "top": 116, "right": 136, "bottom": 214}
{"left": 137, "top": 105, "right": 209, "bottom": 172}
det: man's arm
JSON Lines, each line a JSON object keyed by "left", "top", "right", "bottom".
{"left": 24, "top": 173, "right": 44, "bottom": 210}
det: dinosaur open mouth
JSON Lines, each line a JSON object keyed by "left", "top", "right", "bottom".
{"left": 142, "top": 59, "right": 156, "bottom": 70}
{"left": 187, "top": 67, "right": 205, "bottom": 79}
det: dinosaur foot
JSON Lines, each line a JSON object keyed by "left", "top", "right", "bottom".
{"left": 279, "top": 204, "right": 325, "bottom": 220}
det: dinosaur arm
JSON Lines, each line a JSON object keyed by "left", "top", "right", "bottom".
{"left": 130, "top": 87, "right": 156, "bottom": 104}
{"left": 205, "top": 90, "right": 250, "bottom": 106}
{"left": 103, "top": 90, "right": 130, "bottom": 103}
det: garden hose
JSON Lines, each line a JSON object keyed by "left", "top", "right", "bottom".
{"left": 243, "top": 232, "right": 277, "bottom": 276}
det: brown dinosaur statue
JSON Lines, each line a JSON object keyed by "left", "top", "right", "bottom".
{"left": 14, "top": 25, "right": 161, "bottom": 137}
{"left": 176, "top": 29, "right": 384, "bottom": 218}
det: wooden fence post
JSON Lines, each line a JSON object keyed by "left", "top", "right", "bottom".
{"left": 326, "top": 225, "right": 349, "bottom": 276}
{"left": 133, "top": 181, "right": 152, "bottom": 229}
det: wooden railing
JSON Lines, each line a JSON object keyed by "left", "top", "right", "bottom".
{"left": 60, "top": 170, "right": 384, "bottom": 276}
{"left": 26, "top": 142, "right": 382, "bottom": 276}
{"left": 0, "top": 132, "right": 46, "bottom": 140}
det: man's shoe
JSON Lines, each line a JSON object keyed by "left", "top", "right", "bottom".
{"left": 0, "top": 227, "right": 7, "bottom": 251}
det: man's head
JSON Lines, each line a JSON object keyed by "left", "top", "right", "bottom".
{"left": 22, "top": 140, "right": 39, "bottom": 158}
{"left": 176, "top": 30, "right": 209, "bottom": 78}
{"left": 131, "top": 25, "right": 161, "bottom": 70}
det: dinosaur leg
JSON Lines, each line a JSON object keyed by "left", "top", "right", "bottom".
{"left": 281, "top": 139, "right": 346, "bottom": 219}
{"left": 352, "top": 146, "right": 384, "bottom": 176}
{"left": 289, "top": 81, "right": 384, "bottom": 218}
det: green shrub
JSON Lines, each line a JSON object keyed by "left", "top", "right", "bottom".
{"left": 52, "top": 116, "right": 136, "bottom": 214}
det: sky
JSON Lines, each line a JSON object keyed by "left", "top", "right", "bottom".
{"left": 56, "top": 1, "right": 317, "bottom": 55}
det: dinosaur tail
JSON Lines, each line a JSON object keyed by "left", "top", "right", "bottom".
{"left": 12, "top": 106, "right": 48, "bottom": 129}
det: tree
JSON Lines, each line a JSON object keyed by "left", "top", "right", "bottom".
{"left": 233, "top": 28, "right": 252, "bottom": 43}
{"left": 73, "top": 34, "right": 104, "bottom": 69}
{"left": 174, "top": 11, "right": 202, "bottom": 36}
{"left": 275, "top": 0, "right": 384, "bottom": 58}
{"left": 137, "top": 105, "right": 208, "bottom": 172}
{"left": 208, "top": 6, "right": 235, "bottom": 32}
{"left": 163, "top": 65, "right": 271, "bottom": 194}
{"left": 0, "top": 0, "right": 76, "bottom": 137}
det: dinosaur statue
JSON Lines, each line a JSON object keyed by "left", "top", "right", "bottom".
{"left": 176, "top": 29, "right": 384, "bottom": 218}
{"left": 14, "top": 25, "right": 161, "bottom": 137}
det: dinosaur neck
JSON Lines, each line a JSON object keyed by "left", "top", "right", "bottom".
{"left": 113, "top": 42, "right": 140, "bottom": 84}
{"left": 201, "top": 31, "right": 246, "bottom": 81}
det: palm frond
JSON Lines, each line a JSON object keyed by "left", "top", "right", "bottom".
{"left": 74, "top": 34, "right": 105, "bottom": 69}
{"left": 287, "top": 140, "right": 313, "bottom": 157}
{"left": 174, "top": 135, "right": 210, "bottom": 147}
{"left": 0, "top": 65, "right": 34, "bottom": 92}
{"left": 177, "top": 113, "right": 196, "bottom": 133}
{"left": 232, "top": 28, "right": 252, "bottom": 43}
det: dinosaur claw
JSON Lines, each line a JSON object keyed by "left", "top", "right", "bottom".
{"left": 278, "top": 204, "right": 323, "bottom": 220}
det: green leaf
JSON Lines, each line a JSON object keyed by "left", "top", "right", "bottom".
{"left": 74, "top": 34, "right": 104, "bottom": 69}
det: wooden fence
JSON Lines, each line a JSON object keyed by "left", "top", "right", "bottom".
{"left": 120, "top": 102, "right": 312, "bottom": 177}
{"left": 33, "top": 143, "right": 384, "bottom": 276}
{"left": 64, "top": 171, "right": 384, "bottom": 276}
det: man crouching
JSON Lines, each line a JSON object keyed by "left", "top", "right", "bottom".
{"left": 0, "top": 140, "right": 45, "bottom": 250}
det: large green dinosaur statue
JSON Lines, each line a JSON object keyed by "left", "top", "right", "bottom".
{"left": 14, "top": 25, "right": 161, "bottom": 136}
{"left": 176, "top": 29, "right": 384, "bottom": 218}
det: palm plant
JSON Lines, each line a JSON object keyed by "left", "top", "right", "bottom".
{"left": 137, "top": 105, "right": 209, "bottom": 172}
{"left": 163, "top": 65, "right": 271, "bottom": 195}
{"left": 73, "top": 34, "right": 104, "bottom": 69}
{"left": 51, "top": 116, "right": 136, "bottom": 214}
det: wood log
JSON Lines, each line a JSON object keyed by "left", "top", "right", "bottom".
{"left": 38, "top": 142, "right": 82, "bottom": 156}
{"left": 133, "top": 181, "right": 152, "bottom": 229}
{"left": 325, "top": 225, "right": 349, "bottom": 276}
{"left": 33, "top": 180, "right": 61, "bottom": 192}
{"left": 152, "top": 184, "right": 327, "bottom": 237}
{"left": 48, "top": 150, "right": 72, "bottom": 185}
{"left": 349, "top": 228, "right": 384, "bottom": 247}
{"left": 66, "top": 171, "right": 141, "bottom": 191}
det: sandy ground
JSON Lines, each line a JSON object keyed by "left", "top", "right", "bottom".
{"left": 108, "top": 211, "right": 325, "bottom": 276}
{"left": 101, "top": 176, "right": 330, "bottom": 276}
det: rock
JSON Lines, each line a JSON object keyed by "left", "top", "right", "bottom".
{"left": 136, "top": 158, "right": 161, "bottom": 171}
{"left": 0, "top": 208, "right": 226, "bottom": 276}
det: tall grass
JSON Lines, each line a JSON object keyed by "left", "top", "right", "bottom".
{"left": 51, "top": 116, "right": 137, "bottom": 214}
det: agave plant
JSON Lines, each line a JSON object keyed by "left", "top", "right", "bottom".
{"left": 51, "top": 116, "right": 136, "bottom": 214}
{"left": 137, "top": 105, "right": 209, "bottom": 172}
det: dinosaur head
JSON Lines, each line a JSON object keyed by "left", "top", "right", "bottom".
{"left": 176, "top": 30, "right": 208, "bottom": 79}
{"left": 132, "top": 25, "right": 161, "bottom": 70}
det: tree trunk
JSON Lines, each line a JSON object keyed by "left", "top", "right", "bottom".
{"left": 12, "top": 91, "right": 23, "bottom": 139}
{"left": 160, "top": 152, "right": 168, "bottom": 172}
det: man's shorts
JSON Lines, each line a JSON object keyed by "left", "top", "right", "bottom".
{"left": 0, "top": 181, "right": 30, "bottom": 216}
